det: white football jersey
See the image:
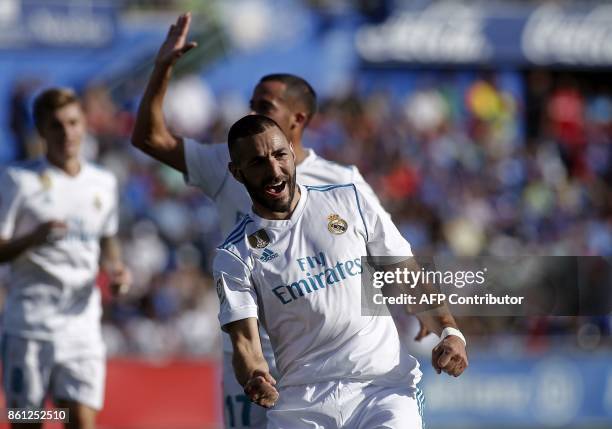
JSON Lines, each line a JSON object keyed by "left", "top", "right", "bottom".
{"left": 184, "top": 139, "right": 387, "bottom": 354}
{"left": 214, "top": 184, "right": 421, "bottom": 388}
{"left": 0, "top": 158, "right": 118, "bottom": 352}
{"left": 184, "top": 140, "right": 382, "bottom": 235}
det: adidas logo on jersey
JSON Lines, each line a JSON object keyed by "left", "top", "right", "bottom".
{"left": 260, "top": 248, "right": 278, "bottom": 262}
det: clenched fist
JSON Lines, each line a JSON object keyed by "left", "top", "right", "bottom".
{"left": 432, "top": 335, "right": 468, "bottom": 377}
{"left": 244, "top": 369, "right": 279, "bottom": 408}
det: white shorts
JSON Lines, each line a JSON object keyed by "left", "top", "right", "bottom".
{"left": 1, "top": 335, "right": 106, "bottom": 410}
{"left": 267, "top": 380, "right": 424, "bottom": 429}
{"left": 222, "top": 350, "right": 279, "bottom": 429}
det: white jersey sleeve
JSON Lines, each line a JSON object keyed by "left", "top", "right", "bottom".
{"left": 184, "top": 139, "right": 232, "bottom": 198}
{"left": 214, "top": 248, "right": 259, "bottom": 329}
{"left": 100, "top": 175, "right": 119, "bottom": 237}
{"left": 0, "top": 168, "right": 22, "bottom": 240}
{"left": 350, "top": 166, "right": 380, "bottom": 206}
{"left": 356, "top": 187, "right": 413, "bottom": 260}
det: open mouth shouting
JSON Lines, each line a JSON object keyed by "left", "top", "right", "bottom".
{"left": 264, "top": 180, "right": 287, "bottom": 199}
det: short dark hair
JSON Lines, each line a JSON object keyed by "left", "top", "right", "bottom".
{"left": 33, "top": 87, "right": 80, "bottom": 133}
{"left": 259, "top": 74, "right": 317, "bottom": 125}
{"left": 228, "top": 115, "right": 283, "bottom": 162}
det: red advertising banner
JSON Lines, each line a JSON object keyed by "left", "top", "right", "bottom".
{"left": 0, "top": 358, "right": 223, "bottom": 429}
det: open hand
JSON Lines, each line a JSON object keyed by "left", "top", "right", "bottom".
{"left": 432, "top": 336, "right": 468, "bottom": 377}
{"left": 244, "top": 370, "right": 279, "bottom": 408}
{"left": 155, "top": 12, "right": 198, "bottom": 67}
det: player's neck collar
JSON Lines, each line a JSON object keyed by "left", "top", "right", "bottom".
{"left": 42, "top": 156, "right": 84, "bottom": 178}
{"left": 250, "top": 184, "right": 308, "bottom": 229}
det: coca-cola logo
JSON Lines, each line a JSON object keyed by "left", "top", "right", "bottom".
{"left": 522, "top": 4, "right": 612, "bottom": 65}
{"left": 355, "top": 3, "right": 492, "bottom": 63}
{"left": 27, "top": 7, "right": 114, "bottom": 47}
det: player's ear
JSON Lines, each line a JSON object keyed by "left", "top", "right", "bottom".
{"left": 229, "top": 162, "right": 244, "bottom": 184}
{"left": 291, "top": 111, "right": 307, "bottom": 130}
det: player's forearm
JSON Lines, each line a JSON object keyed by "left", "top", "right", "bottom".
{"left": 414, "top": 306, "right": 459, "bottom": 337}
{"left": 404, "top": 281, "right": 460, "bottom": 337}
{"left": 232, "top": 344, "right": 270, "bottom": 387}
{"left": 226, "top": 318, "right": 270, "bottom": 386}
{"left": 132, "top": 63, "right": 178, "bottom": 153}
{"left": 100, "top": 235, "right": 132, "bottom": 296}
{"left": 0, "top": 234, "right": 41, "bottom": 263}
{"left": 99, "top": 236, "right": 122, "bottom": 270}
{"left": 381, "top": 258, "right": 460, "bottom": 336}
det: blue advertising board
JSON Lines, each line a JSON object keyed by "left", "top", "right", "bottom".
{"left": 419, "top": 353, "right": 612, "bottom": 428}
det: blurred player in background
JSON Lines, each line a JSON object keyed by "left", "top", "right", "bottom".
{"left": 215, "top": 115, "right": 468, "bottom": 428}
{"left": 132, "top": 12, "right": 428, "bottom": 429}
{"left": 0, "top": 88, "right": 132, "bottom": 429}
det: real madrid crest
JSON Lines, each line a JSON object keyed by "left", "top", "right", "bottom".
{"left": 327, "top": 214, "right": 348, "bottom": 235}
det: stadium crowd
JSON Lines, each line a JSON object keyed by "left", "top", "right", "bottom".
{"left": 1, "top": 69, "right": 611, "bottom": 358}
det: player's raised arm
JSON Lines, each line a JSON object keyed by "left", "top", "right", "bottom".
{"left": 131, "top": 12, "right": 198, "bottom": 173}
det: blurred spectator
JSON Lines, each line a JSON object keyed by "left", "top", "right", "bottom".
{"left": 8, "top": 79, "right": 41, "bottom": 160}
